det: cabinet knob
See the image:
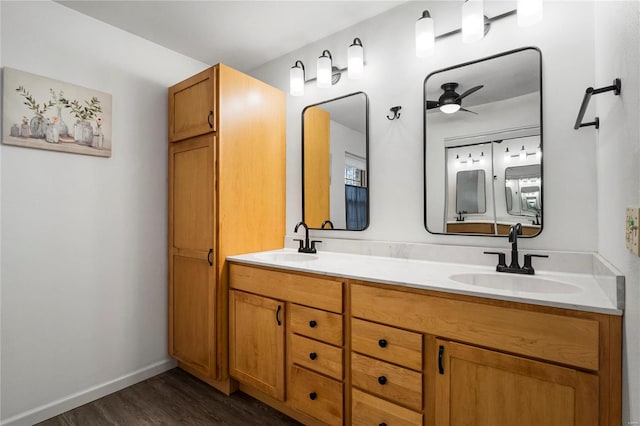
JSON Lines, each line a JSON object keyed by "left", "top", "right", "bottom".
{"left": 378, "top": 339, "right": 387, "bottom": 348}
{"left": 309, "top": 392, "right": 317, "bottom": 400}
{"left": 309, "top": 320, "right": 317, "bottom": 328}
{"left": 379, "top": 423, "right": 387, "bottom": 426}
{"left": 309, "top": 352, "right": 317, "bottom": 360}
{"left": 378, "top": 376, "right": 387, "bottom": 385}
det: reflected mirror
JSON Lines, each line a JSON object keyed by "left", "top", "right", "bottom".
{"left": 424, "top": 47, "right": 542, "bottom": 236}
{"left": 302, "top": 92, "right": 369, "bottom": 230}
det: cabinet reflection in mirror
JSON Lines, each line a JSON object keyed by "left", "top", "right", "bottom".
{"left": 424, "top": 47, "right": 542, "bottom": 237}
{"left": 302, "top": 92, "right": 369, "bottom": 230}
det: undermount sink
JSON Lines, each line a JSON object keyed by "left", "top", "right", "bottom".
{"left": 449, "top": 272, "right": 582, "bottom": 294}
{"left": 254, "top": 252, "right": 319, "bottom": 263}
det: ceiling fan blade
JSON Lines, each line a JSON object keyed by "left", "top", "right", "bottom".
{"left": 456, "top": 85, "right": 484, "bottom": 100}
{"left": 426, "top": 100, "right": 440, "bottom": 110}
{"left": 460, "top": 107, "right": 478, "bottom": 115}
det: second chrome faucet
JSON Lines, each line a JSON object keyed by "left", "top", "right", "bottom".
{"left": 485, "top": 223, "right": 548, "bottom": 275}
{"left": 294, "top": 221, "right": 321, "bottom": 254}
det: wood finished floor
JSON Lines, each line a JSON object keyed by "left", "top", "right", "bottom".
{"left": 37, "top": 368, "right": 302, "bottom": 426}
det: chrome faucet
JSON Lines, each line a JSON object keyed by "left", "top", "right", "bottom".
{"left": 484, "top": 223, "right": 548, "bottom": 275}
{"left": 294, "top": 221, "right": 321, "bottom": 253}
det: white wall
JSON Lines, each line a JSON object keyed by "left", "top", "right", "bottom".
{"left": 249, "top": 1, "right": 639, "bottom": 420}
{"left": 0, "top": 1, "right": 208, "bottom": 424}
{"left": 594, "top": 1, "right": 640, "bottom": 423}
{"left": 250, "top": 1, "right": 597, "bottom": 252}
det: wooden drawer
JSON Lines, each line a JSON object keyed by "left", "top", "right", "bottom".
{"left": 290, "top": 304, "right": 343, "bottom": 346}
{"left": 352, "top": 318, "right": 422, "bottom": 371}
{"left": 289, "top": 365, "right": 343, "bottom": 426}
{"left": 352, "top": 388, "right": 422, "bottom": 426}
{"left": 351, "top": 283, "right": 600, "bottom": 371}
{"left": 351, "top": 353, "right": 422, "bottom": 411}
{"left": 291, "top": 334, "right": 343, "bottom": 380}
{"left": 229, "top": 264, "right": 343, "bottom": 313}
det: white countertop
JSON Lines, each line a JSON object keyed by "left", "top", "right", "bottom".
{"left": 227, "top": 248, "right": 622, "bottom": 316}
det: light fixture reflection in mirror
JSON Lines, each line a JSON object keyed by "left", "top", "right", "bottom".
{"left": 424, "top": 47, "right": 542, "bottom": 237}
{"left": 302, "top": 92, "right": 369, "bottom": 231}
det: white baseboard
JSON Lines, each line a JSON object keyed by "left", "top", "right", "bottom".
{"left": 1, "top": 358, "right": 177, "bottom": 426}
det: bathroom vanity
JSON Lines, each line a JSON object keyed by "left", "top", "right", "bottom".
{"left": 227, "top": 249, "right": 622, "bottom": 426}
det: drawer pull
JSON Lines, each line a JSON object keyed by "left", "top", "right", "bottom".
{"left": 309, "top": 352, "right": 317, "bottom": 360}
{"left": 378, "top": 338, "right": 388, "bottom": 348}
{"left": 309, "top": 320, "right": 317, "bottom": 328}
{"left": 438, "top": 345, "right": 445, "bottom": 374}
{"left": 207, "top": 110, "right": 214, "bottom": 128}
{"left": 378, "top": 375, "right": 387, "bottom": 385}
{"left": 276, "top": 305, "right": 282, "bottom": 326}
{"left": 309, "top": 392, "right": 317, "bottom": 400}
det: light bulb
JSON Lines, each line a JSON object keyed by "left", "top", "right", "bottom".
{"left": 455, "top": 154, "right": 461, "bottom": 168}
{"left": 462, "top": 0, "right": 484, "bottom": 43}
{"left": 479, "top": 152, "right": 485, "bottom": 166}
{"left": 415, "top": 10, "right": 435, "bottom": 58}
{"left": 504, "top": 147, "right": 511, "bottom": 163}
{"left": 440, "top": 104, "right": 461, "bottom": 114}
{"left": 517, "top": 0, "right": 543, "bottom": 27}
{"left": 519, "top": 145, "right": 526, "bottom": 161}
{"left": 317, "top": 50, "right": 332, "bottom": 88}
{"left": 536, "top": 145, "right": 542, "bottom": 161}
{"left": 289, "top": 61, "right": 305, "bottom": 97}
{"left": 347, "top": 38, "right": 364, "bottom": 79}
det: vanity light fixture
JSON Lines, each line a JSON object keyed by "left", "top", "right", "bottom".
{"left": 504, "top": 147, "right": 511, "bottom": 163}
{"left": 290, "top": 60, "right": 305, "bottom": 97}
{"left": 517, "top": 0, "right": 543, "bottom": 27}
{"left": 348, "top": 38, "right": 364, "bottom": 79}
{"left": 519, "top": 145, "right": 527, "bottom": 161}
{"left": 415, "top": 10, "right": 435, "bottom": 57}
{"left": 317, "top": 50, "right": 333, "bottom": 88}
{"left": 462, "top": 0, "right": 485, "bottom": 43}
{"left": 536, "top": 144, "right": 542, "bottom": 161}
{"left": 478, "top": 151, "right": 485, "bottom": 166}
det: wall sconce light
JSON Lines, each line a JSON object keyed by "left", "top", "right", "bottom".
{"left": 317, "top": 50, "right": 333, "bottom": 88}
{"left": 290, "top": 60, "right": 305, "bottom": 97}
{"left": 504, "top": 147, "right": 511, "bottom": 163}
{"left": 415, "top": 10, "right": 435, "bottom": 58}
{"left": 536, "top": 144, "right": 542, "bottom": 161}
{"left": 517, "top": 0, "right": 543, "bottom": 27}
{"left": 348, "top": 38, "right": 364, "bottom": 79}
{"left": 462, "top": 0, "right": 485, "bottom": 43}
{"left": 478, "top": 151, "right": 485, "bottom": 166}
{"left": 519, "top": 145, "right": 527, "bottom": 161}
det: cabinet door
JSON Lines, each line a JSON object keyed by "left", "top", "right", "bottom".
{"left": 168, "top": 135, "right": 215, "bottom": 377}
{"left": 229, "top": 291, "right": 285, "bottom": 400}
{"left": 169, "top": 67, "right": 216, "bottom": 142}
{"left": 435, "top": 340, "right": 598, "bottom": 426}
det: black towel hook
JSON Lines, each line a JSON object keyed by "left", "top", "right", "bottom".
{"left": 387, "top": 106, "right": 402, "bottom": 120}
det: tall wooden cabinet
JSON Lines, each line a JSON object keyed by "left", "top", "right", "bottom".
{"left": 168, "top": 64, "right": 285, "bottom": 391}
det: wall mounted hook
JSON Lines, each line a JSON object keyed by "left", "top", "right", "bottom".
{"left": 387, "top": 106, "right": 402, "bottom": 120}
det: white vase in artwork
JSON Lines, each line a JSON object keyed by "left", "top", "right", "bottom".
{"left": 92, "top": 127, "right": 103, "bottom": 149}
{"left": 29, "top": 115, "right": 46, "bottom": 139}
{"left": 54, "top": 106, "right": 68, "bottom": 137}
{"left": 10, "top": 124, "right": 20, "bottom": 137}
{"left": 74, "top": 120, "right": 93, "bottom": 144}
{"left": 45, "top": 124, "right": 59, "bottom": 143}
{"left": 20, "top": 123, "right": 30, "bottom": 137}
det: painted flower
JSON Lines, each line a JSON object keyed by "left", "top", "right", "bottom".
{"left": 49, "top": 116, "right": 59, "bottom": 124}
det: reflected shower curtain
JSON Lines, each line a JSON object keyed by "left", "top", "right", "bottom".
{"left": 345, "top": 184, "right": 367, "bottom": 230}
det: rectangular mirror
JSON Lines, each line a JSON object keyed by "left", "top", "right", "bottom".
{"left": 302, "top": 92, "right": 369, "bottom": 230}
{"left": 424, "top": 47, "right": 542, "bottom": 237}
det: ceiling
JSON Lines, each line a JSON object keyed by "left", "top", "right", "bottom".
{"left": 57, "top": 1, "right": 405, "bottom": 72}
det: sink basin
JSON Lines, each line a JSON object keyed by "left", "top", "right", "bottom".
{"left": 254, "top": 252, "right": 319, "bottom": 262}
{"left": 449, "top": 273, "right": 582, "bottom": 294}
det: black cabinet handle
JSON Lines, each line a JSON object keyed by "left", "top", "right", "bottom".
{"left": 207, "top": 249, "right": 213, "bottom": 266}
{"left": 207, "top": 110, "right": 213, "bottom": 128}
{"left": 309, "top": 392, "right": 317, "bottom": 400}
{"left": 438, "top": 345, "right": 445, "bottom": 375}
{"left": 309, "top": 352, "right": 317, "bottom": 360}
{"left": 309, "top": 320, "right": 317, "bottom": 328}
{"left": 379, "top": 423, "right": 387, "bottom": 426}
{"left": 378, "top": 339, "right": 387, "bottom": 348}
{"left": 377, "top": 376, "right": 387, "bottom": 385}
{"left": 276, "top": 305, "right": 282, "bottom": 326}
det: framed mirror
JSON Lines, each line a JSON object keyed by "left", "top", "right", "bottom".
{"left": 302, "top": 92, "right": 369, "bottom": 230}
{"left": 424, "top": 47, "right": 542, "bottom": 237}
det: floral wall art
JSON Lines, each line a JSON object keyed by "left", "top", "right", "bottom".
{"left": 3, "top": 67, "right": 112, "bottom": 157}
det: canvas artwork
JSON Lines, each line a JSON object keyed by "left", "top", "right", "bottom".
{"left": 3, "top": 67, "right": 112, "bottom": 158}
